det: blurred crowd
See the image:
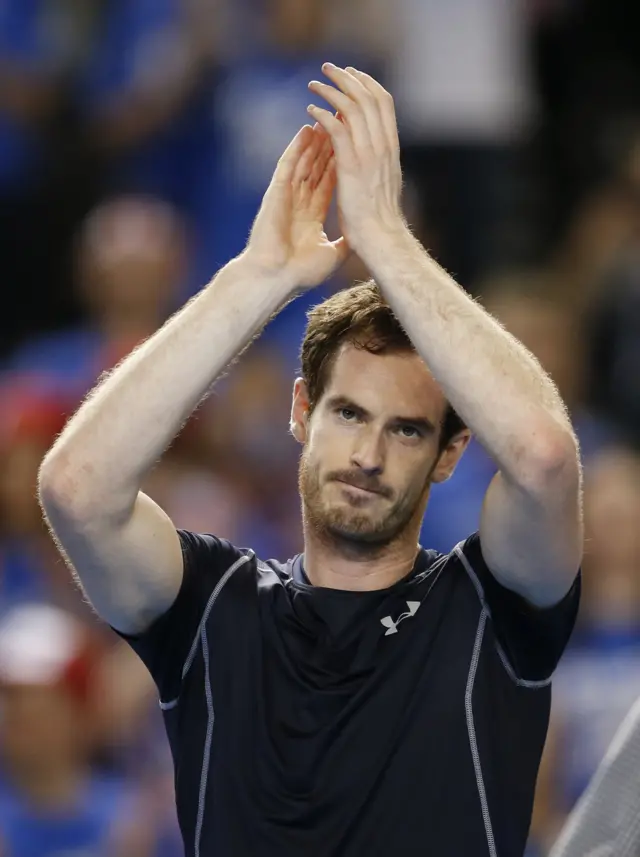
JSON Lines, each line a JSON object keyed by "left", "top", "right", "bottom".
{"left": 0, "top": 0, "right": 640, "bottom": 854}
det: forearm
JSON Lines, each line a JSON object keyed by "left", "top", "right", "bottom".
{"left": 364, "top": 226, "right": 576, "bottom": 482}
{"left": 42, "top": 254, "right": 296, "bottom": 517}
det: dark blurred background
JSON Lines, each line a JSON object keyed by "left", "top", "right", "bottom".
{"left": 1, "top": 1, "right": 640, "bottom": 854}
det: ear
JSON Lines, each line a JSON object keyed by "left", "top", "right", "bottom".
{"left": 430, "top": 431, "right": 472, "bottom": 484}
{"left": 290, "top": 378, "right": 311, "bottom": 444}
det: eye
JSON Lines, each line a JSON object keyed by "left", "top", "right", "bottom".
{"left": 397, "top": 424, "right": 422, "bottom": 439}
{"left": 338, "top": 407, "right": 358, "bottom": 422}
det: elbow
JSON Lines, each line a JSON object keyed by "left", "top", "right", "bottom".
{"left": 517, "top": 423, "right": 581, "bottom": 497}
{"left": 38, "top": 450, "right": 100, "bottom": 523}
{"left": 38, "top": 453, "right": 86, "bottom": 517}
{"left": 39, "top": 449, "right": 135, "bottom": 528}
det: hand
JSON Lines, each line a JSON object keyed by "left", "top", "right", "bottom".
{"left": 245, "top": 123, "right": 349, "bottom": 291}
{"left": 307, "top": 64, "right": 405, "bottom": 258}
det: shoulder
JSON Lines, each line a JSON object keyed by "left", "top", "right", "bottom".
{"left": 442, "top": 532, "right": 581, "bottom": 684}
{"left": 449, "top": 532, "right": 581, "bottom": 616}
{"left": 177, "top": 529, "right": 290, "bottom": 592}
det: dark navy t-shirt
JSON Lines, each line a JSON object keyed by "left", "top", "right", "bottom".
{"left": 118, "top": 531, "right": 580, "bottom": 857}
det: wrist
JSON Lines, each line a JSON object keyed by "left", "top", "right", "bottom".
{"left": 230, "top": 251, "right": 301, "bottom": 299}
{"left": 353, "top": 218, "right": 416, "bottom": 270}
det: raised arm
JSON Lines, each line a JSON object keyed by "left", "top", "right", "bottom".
{"left": 308, "top": 64, "right": 582, "bottom": 607}
{"left": 39, "top": 124, "right": 346, "bottom": 635}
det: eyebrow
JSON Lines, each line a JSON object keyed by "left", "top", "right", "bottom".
{"left": 326, "top": 395, "right": 437, "bottom": 435}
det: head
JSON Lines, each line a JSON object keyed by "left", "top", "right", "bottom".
{"left": 76, "top": 195, "right": 187, "bottom": 334}
{"left": 0, "top": 605, "right": 97, "bottom": 785}
{"left": 292, "top": 281, "right": 470, "bottom": 556}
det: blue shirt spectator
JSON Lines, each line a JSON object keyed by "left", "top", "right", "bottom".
{"left": 80, "top": 0, "right": 212, "bottom": 212}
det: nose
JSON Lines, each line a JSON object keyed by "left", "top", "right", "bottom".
{"left": 350, "top": 426, "right": 385, "bottom": 477}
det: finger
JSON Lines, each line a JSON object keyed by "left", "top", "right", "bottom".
{"left": 321, "top": 62, "right": 369, "bottom": 104}
{"left": 318, "top": 64, "right": 380, "bottom": 146}
{"left": 346, "top": 66, "right": 399, "bottom": 151}
{"left": 309, "top": 153, "right": 337, "bottom": 219}
{"left": 345, "top": 66, "right": 387, "bottom": 100}
{"left": 272, "top": 125, "right": 314, "bottom": 185}
{"left": 292, "top": 124, "right": 323, "bottom": 187}
{"left": 306, "top": 104, "right": 353, "bottom": 161}
{"left": 324, "top": 64, "right": 380, "bottom": 128}
{"left": 308, "top": 130, "right": 334, "bottom": 191}
{"left": 308, "top": 79, "right": 371, "bottom": 150}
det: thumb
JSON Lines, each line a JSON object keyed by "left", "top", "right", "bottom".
{"left": 330, "top": 235, "right": 351, "bottom": 266}
{"left": 272, "top": 125, "right": 314, "bottom": 186}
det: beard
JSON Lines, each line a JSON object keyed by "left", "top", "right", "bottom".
{"left": 298, "top": 450, "right": 432, "bottom": 557}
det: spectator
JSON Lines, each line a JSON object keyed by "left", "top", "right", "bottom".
{"left": 91, "top": 639, "right": 183, "bottom": 857}
{"left": 0, "top": 602, "right": 154, "bottom": 857}
{"left": 79, "top": 0, "right": 213, "bottom": 214}
{"left": 7, "top": 194, "right": 188, "bottom": 397}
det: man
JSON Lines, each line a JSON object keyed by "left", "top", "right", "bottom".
{"left": 0, "top": 603, "right": 151, "bottom": 857}
{"left": 38, "top": 65, "right": 582, "bottom": 856}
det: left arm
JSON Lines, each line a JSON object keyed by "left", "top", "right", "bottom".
{"left": 308, "top": 64, "right": 582, "bottom": 607}
{"left": 361, "top": 221, "right": 582, "bottom": 609}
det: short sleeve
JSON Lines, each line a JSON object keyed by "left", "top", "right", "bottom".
{"left": 460, "top": 533, "right": 581, "bottom": 683}
{"left": 114, "top": 530, "right": 247, "bottom": 703}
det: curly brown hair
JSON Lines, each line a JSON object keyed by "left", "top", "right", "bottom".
{"left": 300, "top": 281, "right": 466, "bottom": 451}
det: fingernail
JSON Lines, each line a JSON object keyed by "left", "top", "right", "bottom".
{"left": 322, "top": 62, "right": 335, "bottom": 70}
{"left": 307, "top": 104, "right": 316, "bottom": 112}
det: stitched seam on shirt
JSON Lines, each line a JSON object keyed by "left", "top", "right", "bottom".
{"left": 158, "top": 551, "right": 252, "bottom": 709}
{"left": 466, "top": 608, "right": 498, "bottom": 857}
{"left": 194, "top": 602, "right": 215, "bottom": 857}
{"left": 454, "top": 543, "right": 551, "bottom": 689}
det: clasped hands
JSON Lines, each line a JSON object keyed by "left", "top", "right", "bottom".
{"left": 245, "top": 63, "right": 407, "bottom": 292}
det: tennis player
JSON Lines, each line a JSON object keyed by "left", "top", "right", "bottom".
{"left": 38, "top": 65, "right": 583, "bottom": 857}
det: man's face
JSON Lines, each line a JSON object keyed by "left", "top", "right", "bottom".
{"left": 295, "top": 344, "right": 465, "bottom": 553}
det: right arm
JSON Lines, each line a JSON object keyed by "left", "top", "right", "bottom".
{"left": 39, "top": 123, "right": 346, "bottom": 635}
{"left": 39, "top": 257, "right": 293, "bottom": 636}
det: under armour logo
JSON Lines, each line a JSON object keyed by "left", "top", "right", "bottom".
{"left": 380, "top": 601, "right": 421, "bottom": 635}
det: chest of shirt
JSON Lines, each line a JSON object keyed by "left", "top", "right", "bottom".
{"left": 199, "top": 567, "right": 481, "bottom": 767}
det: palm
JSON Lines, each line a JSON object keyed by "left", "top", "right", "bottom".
{"left": 249, "top": 125, "right": 348, "bottom": 289}
{"left": 286, "top": 170, "right": 342, "bottom": 285}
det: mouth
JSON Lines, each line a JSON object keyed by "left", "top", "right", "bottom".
{"left": 335, "top": 479, "right": 383, "bottom": 497}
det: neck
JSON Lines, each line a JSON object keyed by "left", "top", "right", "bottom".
{"left": 302, "top": 525, "right": 421, "bottom": 591}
